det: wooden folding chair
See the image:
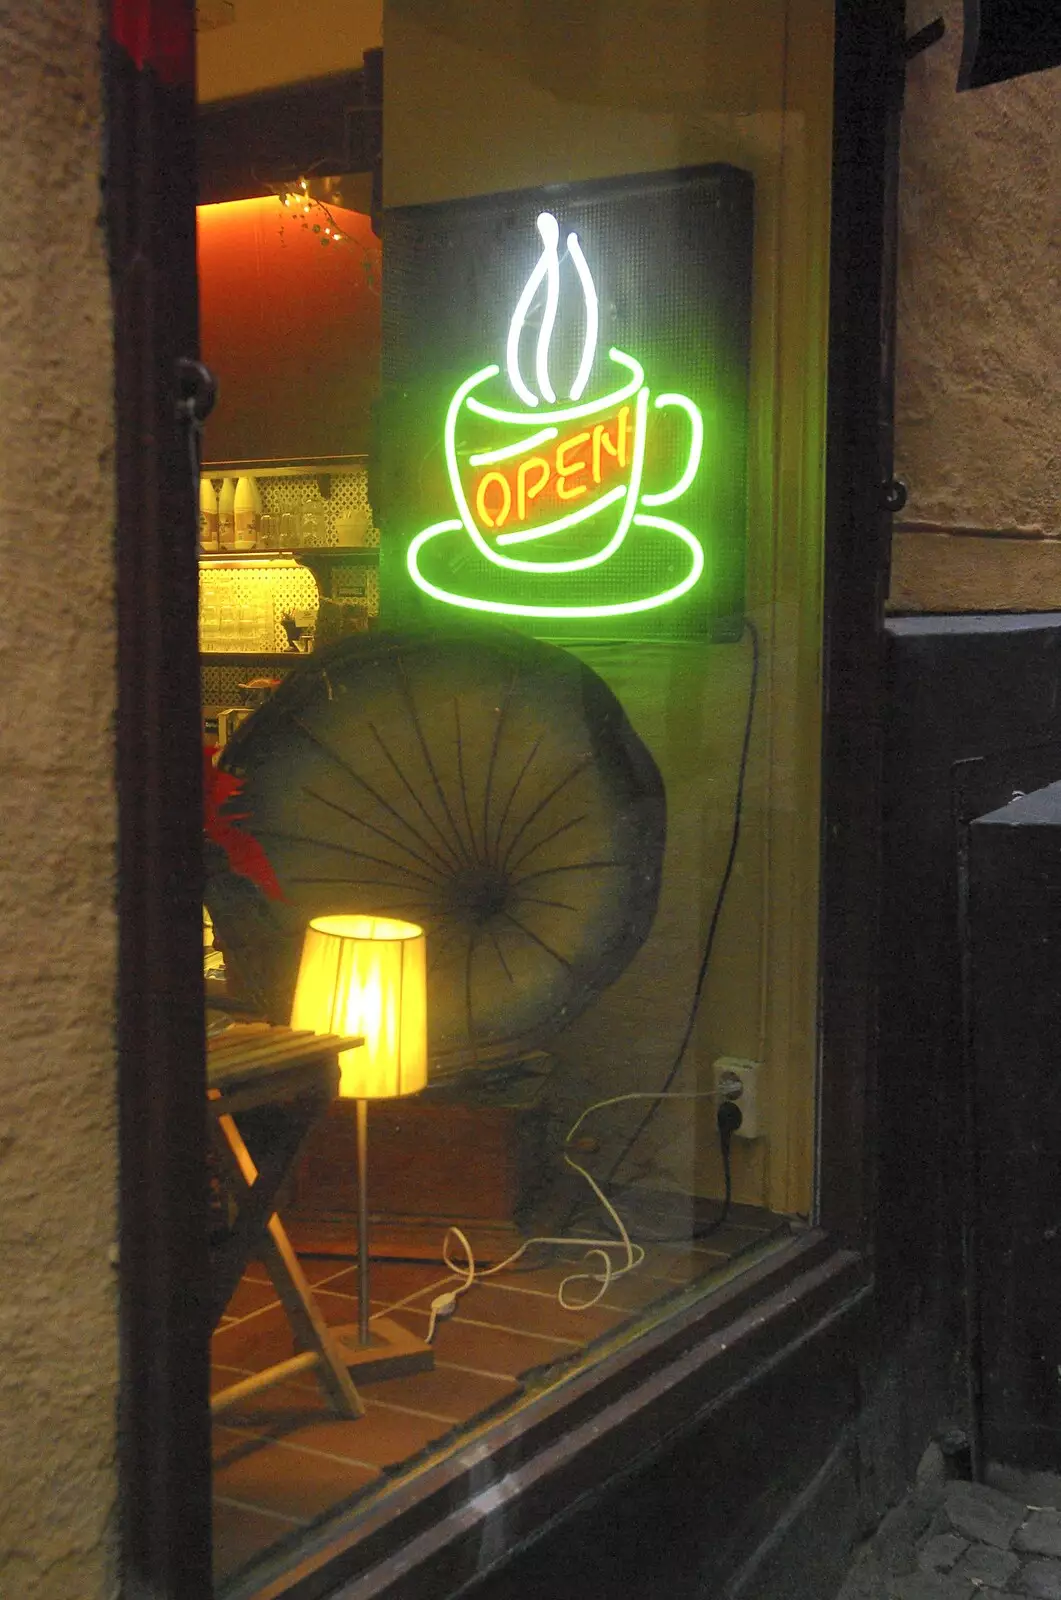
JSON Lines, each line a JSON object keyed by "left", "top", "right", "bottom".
{"left": 207, "top": 1025, "right": 365, "bottom": 1420}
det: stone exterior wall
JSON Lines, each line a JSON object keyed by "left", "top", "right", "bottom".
{"left": 0, "top": 5, "right": 118, "bottom": 1598}
{"left": 892, "top": 1, "right": 1061, "bottom": 610}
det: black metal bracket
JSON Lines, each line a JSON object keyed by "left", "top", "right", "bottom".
{"left": 175, "top": 358, "right": 219, "bottom": 484}
{"left": 881, "top": 477, "right": 908, "bottom": 515}
{"left": 176, "top": 357, "right": 218, "bottom": 427}
{"left": 904, "top": 16, "right": 945, "bottom": 61}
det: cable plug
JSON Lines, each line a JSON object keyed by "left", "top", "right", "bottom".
{"left": 425, "top": 1289, "right": 460, "bottom": 1346}
{"left": 717, "top": 1098, "right": 743, "bottom": 1151}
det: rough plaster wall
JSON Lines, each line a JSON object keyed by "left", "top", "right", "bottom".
{"left": 892, "top": 1, "right": 1061, "bottom": 609}
{"left": 0, "top": 4, "right": 118, "bottom": 1598}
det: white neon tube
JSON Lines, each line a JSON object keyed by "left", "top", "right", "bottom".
{"left": 506, "top": 212, "right": 561, "bottom": 407}
{"left": 566, "top": 231, "right": 599, "bottom": 401}
{"left": 534, "top": 213, "right": 561, "bottom": 404}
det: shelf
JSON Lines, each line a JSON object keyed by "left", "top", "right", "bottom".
{"left": 199, "top": 652, "right": 306, "bottom": 665}
{"left": 199, "top": 547, "right": 379, "bottom": 565}
{"left": 200, "top": 456, "right": 368, "bottom": 478}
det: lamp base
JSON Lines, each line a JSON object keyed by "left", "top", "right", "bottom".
{"left": 332, "top": 1316, "right": 435, "bottom": 1382}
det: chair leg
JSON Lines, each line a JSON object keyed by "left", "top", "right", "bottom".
{"left": 215, "top": 1111, "right": 364, "bottom": 1419}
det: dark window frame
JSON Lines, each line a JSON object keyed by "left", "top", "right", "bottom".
{"left": 110, "top": 1, "right": 901, "bottom": 1594}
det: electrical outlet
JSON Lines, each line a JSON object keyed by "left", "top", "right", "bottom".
{"left": 713, "top": 1057, "right": 761, "bottom": 1139}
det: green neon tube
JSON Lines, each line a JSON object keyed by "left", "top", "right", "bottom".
{"left": 640, "top": 393, "right": 705, "bottom": 508}
{"left": 446, "top": 369, "right": 649, "bottom": 573}
{"left": 406, "top": 512, "right": 705, "bottom": 619}
{"left": 453, "top": 386, "right": 648, "bottom": 573}
{"left": 469, "top": 427, "right": 559, "bottom": 466}
{"left": 466, "top": 349, "right": 644, "bottom": 425}
{"left": 492, "top": 386, "right": 647, "bottom": 568}
{"left": 494, "top": 486, "right": 626, "bottom": 547}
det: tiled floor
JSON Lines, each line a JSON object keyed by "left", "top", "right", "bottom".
{"left": 212, "top": 1209, "right": 789, "bottom": 1589}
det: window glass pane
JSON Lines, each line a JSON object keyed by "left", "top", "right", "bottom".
{"left": 199, "top": 0, "right": 832, "bottom": 1586}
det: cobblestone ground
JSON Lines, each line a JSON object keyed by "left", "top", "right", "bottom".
{"left": 835, "top": 1455, "right": 1061, "bottom": 1600}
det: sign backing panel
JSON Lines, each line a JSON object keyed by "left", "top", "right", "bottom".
{"left": 376, "top": 165, "right": 753, "bottom": 641}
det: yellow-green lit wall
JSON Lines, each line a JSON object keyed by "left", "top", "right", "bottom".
{"left": 197, "top": 0, "right": 381, "bottom": 101}
{"left": 384, "top": 0, "right": 833, "bottom": 1214}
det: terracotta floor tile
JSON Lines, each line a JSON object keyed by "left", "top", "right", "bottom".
{"left": 213, "top": 1427, "right": 380, "bottom": 1519}
{"left": 322, "top": 1260, "right": 458, "bottom": 1306}
{"left": 212, "top": 1496, "right": 306, "bottom": 1585}
{"left": 212, "top": 1362, "right": 252, "bottom": 1396}
{"left": 243, "top": 1255, "right": 356, "bottom": 1288}
{"left": 223, "top": 1275, "right": 281, "bottom": 1321}
{"left": 213, "top": 1376, "right": 344, "bottom": 1434}
{"left": 211, "top": 1214, "right": 788, "bottom": 1583}
{"left": 438, "top": 1280, "right": 626, "bottom": 1343}
{"left": 365, "top": 1361, "right": 520, "bottom": 1421}
{"left": 487, "top": 1255, "right": 668, "bottom": 1315}
{"left": 387, "top": 1307, "right": 577, "bottom": 1381}
{"left": 218, "top": 1377, "right": 454, "bottom": 1469}
{"left": 212, "top": 1304, "right": 296, "bottom": 1370}
{"left": 212, "top": 1369, "right": 469, "bottom": 1463}
{"left": 270, "top": 1403, "right": 454, "bottom": 1469}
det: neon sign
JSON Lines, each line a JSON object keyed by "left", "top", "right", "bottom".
{"left": 406, "top": 211, "right": 708, "bottom": 620}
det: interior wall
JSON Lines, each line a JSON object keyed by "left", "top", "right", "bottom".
{"left": 198, "top": 197, "right": 382, "bottom": 462}
{"left": 892, "top": 0, "right": 1061, "bottom": 610}
{"left": 0, "top": 5, "right": 118, "bottom": 1599}
{"left": 197, "top": 0, "right": 382, "bottom": 101}
{"left": 383, "top": 0, "right": 833, "bottom": 1213}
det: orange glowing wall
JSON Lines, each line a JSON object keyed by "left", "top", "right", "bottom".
{"left": 197, "top": 196, "right": 381, "bottom": 464}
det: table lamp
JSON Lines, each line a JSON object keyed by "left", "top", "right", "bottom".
{"left": 291, "top": 914, "right": 434, "bottom": 1380}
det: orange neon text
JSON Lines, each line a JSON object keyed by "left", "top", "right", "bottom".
{"left": 472, "top": 405, "right": 631, "bottom": 531}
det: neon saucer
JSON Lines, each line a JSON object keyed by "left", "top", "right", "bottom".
{"left": 407, "top": 512, "right": 706, "bottom": 620}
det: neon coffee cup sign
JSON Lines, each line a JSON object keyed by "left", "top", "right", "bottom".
{"left": 407, "top": 211, "right": 707, "bottom": 621}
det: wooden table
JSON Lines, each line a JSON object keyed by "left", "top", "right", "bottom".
{"left": 207, "top": 1024, "right": 365, "bottom": 1420}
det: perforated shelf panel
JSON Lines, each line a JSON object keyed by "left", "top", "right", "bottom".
{"left": 199, "top": 467, "right": 380, "bottom": 653}
{"left": 201, "top": 465, "right": 380, "bottom": 548}
{"left": 199, "top": 560, "right": 318, "bottom": 654}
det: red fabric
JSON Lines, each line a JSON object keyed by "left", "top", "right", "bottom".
{"left": 110, "top": 0, "right": 194, "bottom": 86}
{"left": 203, "top": 748, "right": 284, "bottom": 901}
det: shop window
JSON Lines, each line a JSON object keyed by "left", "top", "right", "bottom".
{"left": 197, "top": 1, "right": 833, "bottom": 1590}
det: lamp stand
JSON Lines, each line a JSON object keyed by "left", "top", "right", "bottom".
{"left": 333, "top": 1098, "right": 435, "bottom": 1381}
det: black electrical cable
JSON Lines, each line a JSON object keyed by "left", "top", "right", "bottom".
{"left": 602, "top": 616, "right": 761, "bottom": 1189}
{"left": 564, "top": 1097, "right": 744, "bottom": 1245}
{"left": 555, "top": 621, "right": 761, "bottom": 1244}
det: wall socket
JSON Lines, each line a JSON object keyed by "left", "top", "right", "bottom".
{"left": 713, "top": 1057, "right": 761, "bottom": 1139}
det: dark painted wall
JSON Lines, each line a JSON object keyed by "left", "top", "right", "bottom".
{"left": 969, "top": 784, "right": 1061, "bottom": 1467}
{"left": 878, "top": 614, "right": 1061, "bottom": 1333}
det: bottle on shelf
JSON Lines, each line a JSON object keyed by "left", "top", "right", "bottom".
{"left": 199, "top": 476, "right": 219, "bottom": 551}
{"left": 218, "top": 476, "right": 237, "bottom": 549}
{"left": 233, "top": 475, "right": 259, "bottom": 551}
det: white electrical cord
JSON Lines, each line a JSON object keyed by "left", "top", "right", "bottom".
{"left": 370, "top": 1086, "right": 738, "bottom": 1342}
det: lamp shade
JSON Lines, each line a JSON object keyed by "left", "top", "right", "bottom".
{"left": 290, "top": 915, "right": 428, "bottom": 1098}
